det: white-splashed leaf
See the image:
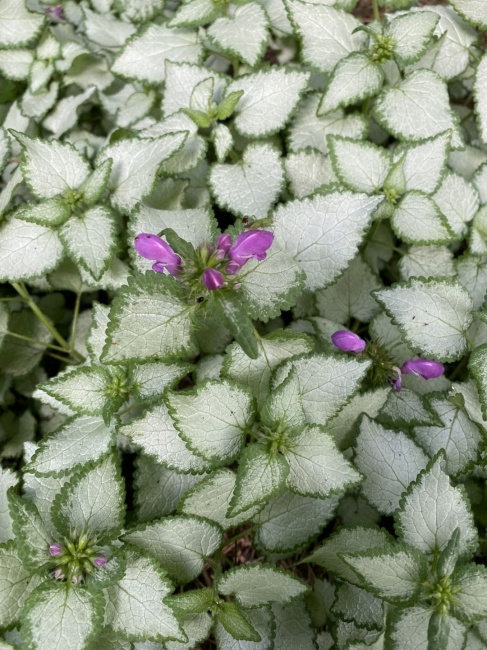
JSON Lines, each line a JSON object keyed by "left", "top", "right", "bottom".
{"left": 105, "top": 549, "right": 184, "bottom": 642}
{"left": 208, "top": 3, "right": 268, "bottom": 67}
{"left": 327, "top": 388, "right": 390, "bottom": 451}
{"left": 162, "top": 62, "right": 227, "bottom": 118}
{"left": 319, "top": 53, "right": 383, "bottom": 115}
{"left": 227, "top": 68, "right": 309, "bottom": 138}
{"left": 286, "top": 0, "right": 367, "bottom": 73}
{"left": 112, "top": 24, "right": 202, "bottom": 84}
{"left": 121, "top": 403, "right": 211, "bottom": 475}
{"left": 238, "top": 242, "right": 306, "bottom": 321}
{"left": 341, "top": 547, "right": 426, "bottom": 603}
{"left": 433, "top": 172, "right": 480, "bottom": 238}
{"left": 210, "top": 143, "right": 284, "bottom": 220}
{"left": 123, "top": 515, "right": 222, "bottom": 584}
{"left": 53, "top": 455, "right": 124, "bottom": 541}
{"left": 409, "top": 6, "right": 476, "bottom": 81}
{"left": 414, "top": 397, "right": 482, "bottom": 476}
{"left": 272, "top": 191, "right": 381, "bottom": 291}
{"left": 28, "top": 416, "right": 114, "bottom": 477}
{"left": 117, "top": 0, "right": 165, "bottom": 22}
{"left": 388, "top": 607, "right": 466, "bottom": 650}
{"left": 0, "top": 542, "right": 42, "bottom": 630}
{"left": 132, "top": 361, "right": 192, "bottom": 401}
{"left": 60, "top": 206, "right": 116, "bottom": 281}
{"left": 169, "top": 0, "right": 219, "bottom": 27}
{"left": 391, "top": 191, "right": 454, "bottom": 244}
{"left": 374, "top": 279, "right": 473, "bottom": 362}
{"left": 331, "top": 583, "right": 383, "bottom": 630}
{"left": 355, "top": 416, "right": 429, "bottom": 515}
{"left": 399, "top": 131, "right": 450, "bottom": 193}
{"left": 273, "top": 354, "right": 370, "bottom": 426}
{"left": 374, "top": 69, "right": 463, "bottom": 149}
{"left": 452, "top": 565, "right": 487, "bottom": 620}
{"left": 0, "top": 468, "right": 17, "bottom": 543}
{"left": 213, "top": 124, "right": 233, "bottom": 163}
{"left": 329, "top": 136, "right": 390, "bottom": 194}
{"left": 180, "top": 469, "right": 262, "bottom": 529}
{"left": 134, "top": 456, "right": 203, "bottom": 523}
{"left": 15, "top": 133, "right": 90, "bottom": 199}
{"left": 0, "top": 0, "right": 44, "bottom": 47}
{"left": 256, "top": 491, "right": 339, "bottom": 554}
{"left": 218, "top": 565, "right": 308, "bottom": 608}
{"left": 43, "top": 87, "right": 97, "bottom": 139}
{"left": 215, "top": 606, "right": 273, "bottom": 649}
{"left": 0, "top": 218, "right": 63, "bottom": 282}
{"left": 448, "top": 0, "right": 487, "bottom": 28}
{"left": 272, "top": 601, "right": 317, "bottom": 650}
{"left": 222, "top": 330, "right": 313, "bottom": 405}
{"left": 98, "top": 133, "right": 187, "bottom": 213}
{"left": 285, "top": 150, "right": 336, "bottom": 199}
{"left": 284, "top": 425, "right": 360, "bottom": 498}
{"left": 379, "top": 388, "right": 438, "bottom": 429}
{"left": 305, "top": 526, "right": 392, "bottom": 585}
{"left": 229, "top": 444, "right": 289, "bottom": 517}
{"left": 316, "top": 255, "right": 381, "bottom": 324}
{"left": 288, "top": 94, "right": 367, "bottom": 156}
{"left": 475, "top": 54, "right": 487, "bottom": 144}
{"left": 167, "top": 380, "right": 254, "bottom": 463}
{"left": 101, "top": 274, "right": 196, "bottom": 365}
{"left": 398, "top": 245, "right": 455, "bottom": 281}
{"left": 456, "top": 254, "right": 487, "bottom": 310}
{"left": 386, "top": 11, "right": 439, "bottom": 67}
{"left": 396, "top": 454, "right": 478, "bottom": 556}
{"left": 23, "top": 582, "right": 103, "bottom": 650}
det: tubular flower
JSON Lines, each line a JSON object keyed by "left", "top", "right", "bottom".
{"left": 203, "top": 268, "right": 225, "bottom": 291}
{"left": 331, "top": 330, "right": 367, "bottom": 354}
{"left": 227, "top": 230, "right": 274, "bottom": 269}
{"left": 134, "top": 233, "right": 182, "bottom": 276}
{"left": 49, "top": 543, "right": 63, "bottom": 556}
{"left": 401, "top": 358, "right": 445, "bottom": 380}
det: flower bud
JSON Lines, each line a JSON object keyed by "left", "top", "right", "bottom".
{"left": 49, "top": 543, "right": 62, "bottom": 557}
{"left": 216, "top": 233, "right": 232, "bottom": 253}
{"left": 202, "top": 268, "right": 224, "bottom": 291}
{"left": 94, "top": 556, "right": 107, "bottom": 567}
{"left": 401, "top": 358, "right": 445, "bottom": 380}
{"left": 331, "top": 330, "right": 366, "bottom": 354}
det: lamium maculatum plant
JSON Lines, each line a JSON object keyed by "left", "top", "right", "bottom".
{"left": 1, "top": 0, "right": 487, "bottom": 648}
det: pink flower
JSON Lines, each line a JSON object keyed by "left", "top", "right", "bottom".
{"left": 401, "top": 358, "right": 445, "bottom": 380}
{"left": 203, "top": 268, "right": 224, "bottom": 291}
{"left": 227, "top": 230, "right": 274, "bottom": 269}
{"left": 331, "top": 330, "right": 366, "bottom": 354}
{"left": 94, "top": 556, "right": 107, "bottom": 567}
{"left": 134, "top": 233, "right": 182, "bottom": 276}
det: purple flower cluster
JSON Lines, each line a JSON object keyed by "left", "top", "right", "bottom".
{"left": 134, "top": 229, "right": 274, "bottom": 292}
{"left": 49, "top": 541, "right": 107, "bottom": 584}
{"left": 331, "top": 330, "right": 444, "bottom": 391}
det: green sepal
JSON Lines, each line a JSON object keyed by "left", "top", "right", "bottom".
{"left": 217, "top": 91, "right": 244, "bottom": 121}
{"left": 181, "top": 108, "right": 212, "bottom": 128}
{"left": 216, "top": 601, "right": 261, "bottom": 642}
{"left": 166, "top": 588, "right": 215, "bottom": 615}
{"left": 50, "top": 454, "right": 125, "bottom": 545}
{"left": 428, "top": 611, "right": 450, "bottom": 650}
{"left": 210, "top": 291, "right": 259, "bottom": 360}
{"left": 159, "top": 228, "right": 196, "bottom": 261}
{"left": 7, "top": 491, "right": 51, "bottom": 573}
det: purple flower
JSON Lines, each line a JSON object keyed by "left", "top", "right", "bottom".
{"left": 49, "top": 543, "right": 62, "bottom": 557}
{"left": 228, "top": 230, "right": 274, "bottom": 270}
{"left": 134, "top": 233, "right": 181, "bottom": 276}
{"left": 216, "top": 234, "right": 232, "bottom": 253}
{"left": 331, "top": 330, "right": 366, "bottom": 354}
{"left": 45, "top": 5, "right": 64, "bottom": 20}
{"left": 94, "top": 556, "right": 107, "bottom": 567}
{"left": 389, "top": 367, "right": 402, "bottom": 392}
{"left": 54, "top": 569, "right": 65, "bottom": 580}
{"left": 401, "top": 358, "right": 445, "bottom": 380}
{"left": 203, "top": 268, "right": 224, "bottom": 291}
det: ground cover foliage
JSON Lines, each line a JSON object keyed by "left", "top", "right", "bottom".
{"left": 1, "top": 0, "right": 487, "bottom": 648}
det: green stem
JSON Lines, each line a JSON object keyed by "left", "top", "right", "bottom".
{"left": 470, "top": 49, "right": 481, "bottom": 64}
{"left": 5, "top": 330, "right": 70, "bottom": 353}
{"left": 370, "top": 239, "right": 405, "bottom": 256}
{"left": 371, "top": 0, "right": 381, "bottom": 23}
{"left": 11, "top": 282, "right": 85, "bottom": 363}
{"left": 222, "top": 526, "right": 256, "bottom": 549}
{"left": 70, "top": 291, "right": 82, "bottom": 350}
{"left": 465, "top": 333, "right": 476, "bottom": 351}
